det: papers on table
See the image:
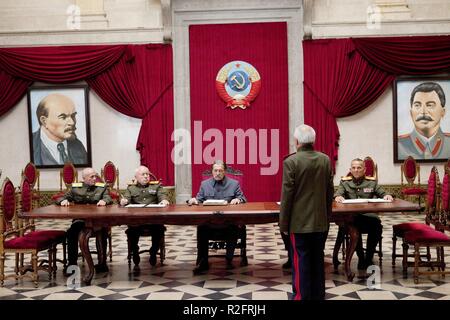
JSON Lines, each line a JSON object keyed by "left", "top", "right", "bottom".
{"left": 145, "top": 203, "right": 168, "bottom": 208}
{"left": 125, "top": 203, "right": 167, "bottom": 208}
{"left": 203, "top": 199, "right": 228, "bottom": 206}
{"left": 341, "top": 198, "right": 392, "bottom": 204}
{"left": 277, "top": 202, "right": 281, "bottom": 205}
{"left": 125, "top": 204, "right": 146, "bottom": 208}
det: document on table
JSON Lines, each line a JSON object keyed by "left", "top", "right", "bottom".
{"left": 341, "top": 198, "right": 392, "bottom": 204}
{"left": 145, "top": 203, "right": 168, "bottom": 208}
{"left": 277, "top": 202, "right": 281, "bottom": 205}
{"left": 125, "top": 204, "right": 146, "bottom": 208}
{"left": 203, "top": 199, "right": 228, "bottom": 206}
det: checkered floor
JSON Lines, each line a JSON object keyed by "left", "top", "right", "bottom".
{"left": 1, "top": 213, "right": 450, "bottom": 300}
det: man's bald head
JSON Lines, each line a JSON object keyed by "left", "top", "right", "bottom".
{"left": 135, "top": 165, "right": 151, "bottom": 185}
{"left": 37, "top": 93, "right": 78, "bottom": 142}
{"left": 82, "top": 167, "right": 97, "bottom": 186}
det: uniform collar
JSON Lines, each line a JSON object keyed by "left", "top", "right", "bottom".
{"left": 298, "top": 144, "right": 314, "bottom": 152}
{"left": 352, "top": 176, "right": 365, "bottom": 185}
{"left": 411, "top": 128, "right": 444, "bottom": 157}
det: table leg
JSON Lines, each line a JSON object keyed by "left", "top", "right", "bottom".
{"left": 345, "top": 224, "right": 359, "bottom": 282}
{"left": 79, "top": 228, "right": 94, "bottom": 285}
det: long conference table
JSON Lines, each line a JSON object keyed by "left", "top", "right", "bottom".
{"left": 21, "top": 200, "right": 420, "bottom": 285}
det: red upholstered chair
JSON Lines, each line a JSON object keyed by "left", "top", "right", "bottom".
{"left": 400, "top": 156, "right": 427, "bottom": 209}
{"left": 126, "top": 169, "right": 166, "bottom": 267}
{"left": 201, "top": 165, "right": 248, "bottom": 266}
{"left": 51, "top": 162, "right": 78, "bottom": 202}
{"left": 101, "top": 161, "right": 120, "bottom": 202}
{"left": 392, "top": 166, "right": 440, "bottom": 266}
{"left": 363, "top": 156, "right": 378, "bottom": 181}
{"left": 16, "top": 177, "right": 66, "bottom": 279}
{"left": 0, "top": 178, "right": 63, "bottom": 287}
{"left": 22, "top": 162, "right": 40, "bottom": 209}
{"left": 401, "top": 173, "right": 450, "bottom": 283}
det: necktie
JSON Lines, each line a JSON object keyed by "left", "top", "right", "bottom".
{"left": 57, "top": 143, "right": 68, "bottom": 164}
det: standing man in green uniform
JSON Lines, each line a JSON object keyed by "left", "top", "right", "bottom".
{"left": 55, "top": 167, "right": 113, "bottom": 272}
{"left": 120, "top": 166, "right": 170, "bottom": 267}
{"left": 334, "top": 158, "right": 393, "bottom": 269}
{"left": 279, "top": 125, "right": 334, "bottom": 300}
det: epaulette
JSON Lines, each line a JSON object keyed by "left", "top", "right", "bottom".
{"left": 445, "top": 132, "right": 450, "bottom": 137}
{"left": 71, "top": 182, "right": 83, "bottom": 187}
{"left": 149, "top": 180, "right": 161, "bottom": 185}
{"left": 95, "top": 182, "right": 106, "bottom": 187}
{"left": 341, "top": 176, "right": 352, "bottom": 181}
{"left": 398, "top": 133, "right": 410, "bottom": 139}
{"left": 365, "top": 176, "right": 376, "bottom": 181}
{"left": 283, "top": 152, "right": 296, "bottom": 160}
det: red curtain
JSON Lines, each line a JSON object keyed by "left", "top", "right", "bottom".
{"left": 0, "top": 44, "right": 174, "bottom": 185}
{"left": 353, "top": 35, "right": 450, "bottom": 75}
{"left": 189, "top": 22, "right": 289, "bottom": 201}
{"left": 0, "top": 45, "right": 127, "bottom": 82}
{"left": 303, "top": 39, "right": 394, "bottom": 169}
{"left": 88, "top": 44, "right": 174, "bottom": 184}
{"left": 0, "top": 69, "right": 32, "bottom": 117}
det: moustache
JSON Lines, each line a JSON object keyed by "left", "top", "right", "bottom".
{"left": 65, "top": 126, "right": 76, "bottom": 133}
{"left": 415, "top": 115, "right": 433, "bottom": 122}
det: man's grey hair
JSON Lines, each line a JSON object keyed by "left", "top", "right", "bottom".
{"left": 211, "top": 159, "right": 227, "bottom": 171}
{"left": 293, "top": 124, "right": 316, "bottom": 144}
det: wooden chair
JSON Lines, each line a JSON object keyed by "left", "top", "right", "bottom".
{"left": 126, "top": 169, "right": 166, "bottom": 267}
{"left": 22, "top": 162, "right": 40, "bottom": 209}
{"left": 400, "top": 156, "right": 427, "bottom": 209}
{"left": 363, "top": 156, "right": 378, "bottom": 181}
{"left": 101, "top": 161, "right": 120, "bottom": 202}
{"left": 16, "top": 176, "right": 66, "bottom": 278}
{"left": 51, "top": 162, "right": 78, "bottom": 202}
{"left": 401, "top": 170, "right": 450, "bottom": 283}
{"left": 0, "top": 178, "right": 63, "bottom": 287}
{"left": 200, "top": 165, "right": 248, "bottom": 267}
{"left": 392, "top": 166, "right": 440, "bottom": 266}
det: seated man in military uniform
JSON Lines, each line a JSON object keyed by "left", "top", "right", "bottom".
{"left": 55, "top": 167, "right": 113, "bottom": 273}
{"left": 188, "top": 160, "right": 247, "bottom": 274}
{"left": 334, "top": 158, "right": 393, "bottom": 270}
{"left": 120, "top": 165, "right": 170, "bottom": 267}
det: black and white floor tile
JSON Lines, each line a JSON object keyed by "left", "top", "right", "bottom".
{"left": 1, "top": 213, "right": 449, "bottom": 300}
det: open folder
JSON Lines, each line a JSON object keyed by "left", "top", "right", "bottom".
{"left": 341, "top": 198, "right": 392, "bottom": 204}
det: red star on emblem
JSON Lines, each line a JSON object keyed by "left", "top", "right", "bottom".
{"left": 235, "top": 63, "right": 240, "bottom": 68}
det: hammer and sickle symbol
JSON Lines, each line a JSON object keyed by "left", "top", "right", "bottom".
{"left": 230, "top": 73, "right": 245, "bottom": 90}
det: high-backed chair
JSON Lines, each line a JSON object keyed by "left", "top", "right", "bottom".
{"left": 363, "top": 156, "right": 378, "bottom": 181}
{"left": 17, "top": 176, "right": 66, "bottom": 278}
{"left": 400, "top": 156, "right": 427, "bottom": 209}
{"left": 101, "top": 161, "right": 120, "bottom": 202}
{"left": 0, "top": 178, "right": 62, "bottom": 287}
{"left": 201, "top": 165, "right": 248, "bottom": 266}
{"left": 22, "top": 162, "right": 40, "bottom": 209}
{"left": 126, "top": 169, "right": 166, "bottom": 267}
{"left": 392, "top": 166, "right": 440, "bottom": 266}
{"left": 51, "top": 162, "right": 78, "bottom": 202}
{"left": 401, "top": 170, "right": 450, "bottom": 283}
